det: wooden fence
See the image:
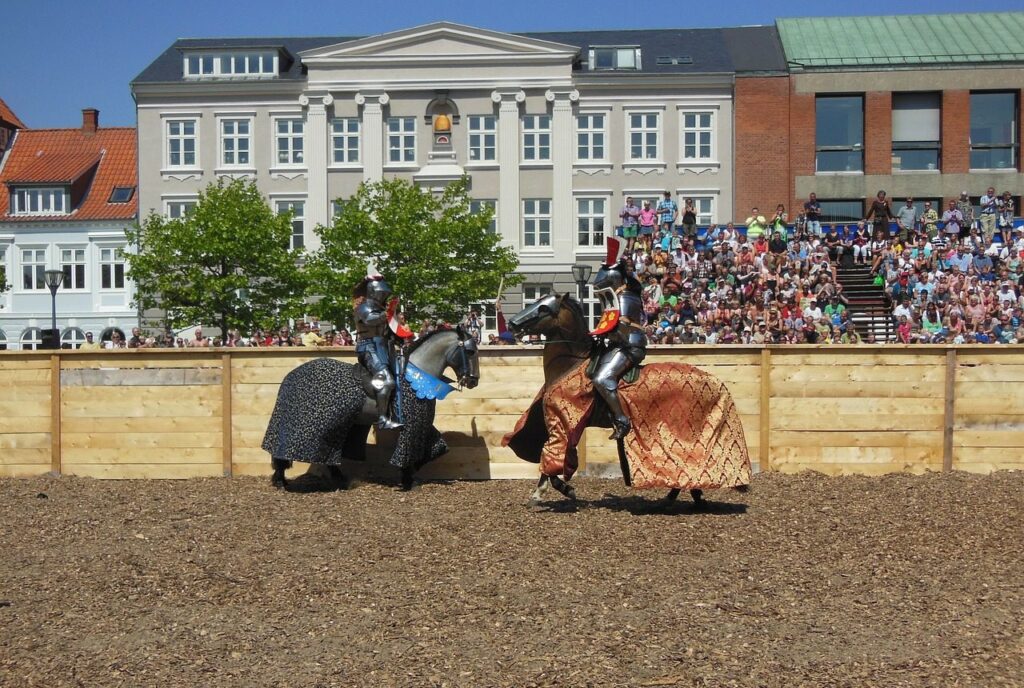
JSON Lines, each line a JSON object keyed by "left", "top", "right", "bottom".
{"left": 0, "top": 346, "right": 1021, "bottom": 480}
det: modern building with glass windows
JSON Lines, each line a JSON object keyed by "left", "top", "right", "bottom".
{"left": 132, "top": 21, "right": 784, "bottom": 330}
{"left": 735, "top": 12, "right": 1024, "bottom": 225}
{"left": 0, "top": 110, "right": 137, "bottom": 349}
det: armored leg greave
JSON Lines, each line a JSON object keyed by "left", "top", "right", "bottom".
{"left": 591, "top": 349, "right": 633, "bottom": 439}
{"left": 371, "top": 370, "right": 403, "bottom": 430}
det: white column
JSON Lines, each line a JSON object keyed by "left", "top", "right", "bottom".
{"left": 546, "top": 88, "right": 579, "bottom": 264}
{"left": 299, "top": 93, "right": 332, "bottom": 250}
{"left": 492, "top": 89, "right": 525, "bottom": 252}
{"left": 356, "top": 91, "right": 389, "bottom": 183}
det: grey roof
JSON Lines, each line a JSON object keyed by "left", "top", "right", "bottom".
{"left": 132, "top": 25, "right": 786, "bottom": 85}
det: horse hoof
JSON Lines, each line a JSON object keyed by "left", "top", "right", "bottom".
{"left": 270, "top": 475, "right": 287, "bottom": 490}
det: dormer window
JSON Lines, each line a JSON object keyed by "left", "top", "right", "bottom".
{"left": 108, "top": 186, "right": 135, "bottom": 203}
{"left": 588, "top": 47, "right": 641, "bottom": 71}
{"left": 184, "top": 51, "right": 278, "bottom": 79}
{"left": 11, "top": 187, "right": 69, "bottom": 216}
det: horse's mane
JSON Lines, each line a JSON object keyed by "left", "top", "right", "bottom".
{"left": 560, "top": 295, "right": 587, "bottom": 328}
{"left": 407, "top": 325, "right": 459, "bottom": 355}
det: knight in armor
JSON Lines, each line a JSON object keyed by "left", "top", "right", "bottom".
{"left": 589, "top": 237, "right": 647, "bottom": 439}
{"left": 353, "top": 269, "right": 405, "bottom": 430}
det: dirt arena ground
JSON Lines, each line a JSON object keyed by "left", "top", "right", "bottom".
{"left": 0, "top": 469, "right": 1021, "bottom": 687}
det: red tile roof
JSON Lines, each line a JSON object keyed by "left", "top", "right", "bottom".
{"left": 0, "top": 127, "right": 137, "bottom": 222}
{"left": 0, "top": 98, "right": 25, "bottom": 129}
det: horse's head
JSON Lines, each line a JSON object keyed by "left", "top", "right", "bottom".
{"left": 507, "top": 292, "right": 567, "bottom": 337}
{"left": 448, "top": 326, "right": 480, "bottom": 389}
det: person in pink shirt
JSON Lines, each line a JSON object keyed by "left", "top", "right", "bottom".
{"left": 638, "top": 201, "right": 657, "bottom": 252}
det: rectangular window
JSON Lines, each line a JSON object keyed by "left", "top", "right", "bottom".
{"left": 576, "top": 197, "right": 606, "bottom": 247}
{"left": 331, "top": 118, "right": 360, "bottom": 164}
{"left": 470, "top": 199, "right": 497, "bottom": 235}
{"left": 817, "top": 200, "right": 865, "bottom": 225}
{"left": 276, "top": 200, "right": 305, "bottom": 250}
{"left": 816, "top": 95, "right": 864, "bottom": 172}
{"left": 681, "top": 111, "right": 714, "bottom": 160}
{"left": 588, "top": 47, "right": 641, "bottom": 71}
{"left": 892, "top": 92, "right": 941, "bottom": 171}
{"left": 523, "top": 284, "right": 547, "bottom": 304}
{"left": 60, "top": 248, "right": 86, "bottom": 290}
{"left": 522, "top": 115, "right": 551, "bottom": 162}
{"left": 220, "top": 118, "right": 251, "bottom": 166}
{"left": 108, "top": 186, "right": 135, "bottom": 203}
{"left": 167, "top": 119, "right": 197, "bottom": 168}
{"left": 687, "top": 196, "right": 715, "bottom": 226}
{"left": 581, "top": 285, "right": 601, "bottom": 331}
{"left": 970, "top": 91, "right": 1018, "bottom": 170}
{"left": 185, "top": 51, "right": 276, "bottom": 78}
{"left": 576, "top": 114, "right": 606, "bottom": 161}
{"left": 185, "top": 55, "right": 215, "bottom": 76}
{"left": 387, "top": 117, "right": 416, "bottom": 164}
{"left": 522, "top": 199, "right": 551, "bottom": 248}
{"left": 11, "top": 187, "right": 67, "bottom": 215}
{"left": 468, "top": 115, "right": 496, "bottom": 162}
{"left": 628, "top": 112, "right": 659, "bottom": 160}
{"left": 21, "top": 249, "right": 46, "bottom": 290}
{"left": 166, "top": 200, "right": 196, "bottom": 219}
{"left": 275, "top": 118, "right": 304, "bottom": 165}
{"left": 99, "top": 247, "right": 126, "bottom": 289}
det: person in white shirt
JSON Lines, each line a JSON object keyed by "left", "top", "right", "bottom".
{"left": 979, "top": 187, "right": 999, "bottom": 240}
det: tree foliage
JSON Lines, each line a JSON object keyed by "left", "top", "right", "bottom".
{"left": 125, "top": 178, "right": 307, "bottom": 335}
{"left": 307, "top": 177, "right": 520, "bottom": 327}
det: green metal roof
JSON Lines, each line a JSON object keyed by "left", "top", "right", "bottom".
{"left": 778, "top": 13, "right": 1024, "bottom": 69}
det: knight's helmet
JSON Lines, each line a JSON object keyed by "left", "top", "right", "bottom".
{"left": 364, "top": 262, "right": 393, "bottom": 307}
{"left": 591, "top": 236, "right": 628, "bottom": 291}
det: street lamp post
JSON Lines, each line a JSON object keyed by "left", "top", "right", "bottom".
{"left": 571, "top": 263, "right": 593, "bottom": 304}
{"left": 44, "top": 269, "right": 64, "bottom": 349}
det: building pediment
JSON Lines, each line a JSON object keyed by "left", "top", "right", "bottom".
{"left": 299, "top": 21, "right": 579, "bottom": 66}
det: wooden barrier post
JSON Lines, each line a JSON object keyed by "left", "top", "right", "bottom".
{"left": 222, "top": 353, "right": 233, "bottom": 477}
{"left": 760, "top": 347, "right": 771, "bottom": 472}
{"left": 50, "top": 354, "right": 61, "bottom": 475}
{"left": 943, "top": 348, "right": 955, "bottom": 472}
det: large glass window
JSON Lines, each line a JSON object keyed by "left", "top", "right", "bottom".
{"left": 60, "top": 248, "right": 86, "bottom": 290}
{"left": 20, "top": 328, "right": 42, "bottom": 351}
{"left": 387, "top": 117, "right": 416, "bottom": 164}
{"left": 331, "top": 118, "right": 360, "bottom": 164}
{"left": 275, "top": 118, "right": 304, "bottom": 166}
{"left": 970, "top": 92, "right": 1018, "bottom": 170}
{"left": 61, "top": 328, "right": 87, "bottom": 350}
{"left": 468, "top": 115, "right": 496, "bottom": 162}
{"left": 166, "top": 119, "right": 197, "bottom": 167}
{"left": 576, "top": 114, "right": 606, "bottom": 161}
{"left": 522, "top": 115, "right": 551, "bottom": 162}
{"left": 276, "top": 200, "right": 305, "bottom": 250}
{"left": 220, "top": 118, "right": 251, "bottom": 167}
{"left": 589, "top": 47, "right": 640, "bottom": 71}
{"left": 469, "top": 200, "right": 497, "bottom": 235}
{"left": 522, "top": 199, "right": 551, "bottom": 248}
{"left": 892, "top": 92, "right": 941, "bottom": 172}
{"left": 99, "top": 247, "right": 126, "bottom": 290}
{"left": 11, "top": 188, "right": 67, "bottom": 215}
{"left": 817, "top": 200, "right": 865, "bottom": 225}
{"left": 816, "top": 96, "right": 864, "bottom": 172}
{"left": 576, "top": 198, "right": 606, "bottom": 247}
{"left": 165, "top": 199, "right": 197, "bottom": 219}
{"left": 21, "top": 248, "right": 46, "bottom": 290}
{"left": 681, "top": 111, "right": 714, "bottom": 161}
{"left": 688, "top": 196, "right": 715, "bottom": 226}
{"left": 628, "top": 112, "right": 659, "bottom": 160}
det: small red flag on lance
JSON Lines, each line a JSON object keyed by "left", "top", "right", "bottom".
{"left": 590, "top": 237, "right": 625, "bottom": 336}
{"left": 387, "top": 297, "right": 414, "bottom": 340}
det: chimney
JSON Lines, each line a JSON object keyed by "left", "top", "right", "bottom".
{"left": 82, "top": 108, "right": 99, "bottom": 135}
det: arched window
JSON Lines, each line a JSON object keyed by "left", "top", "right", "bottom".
{"left": 0, "top": 329, "right": 7, "bottom": 351}
{"left": 99, "top": 327, "right": 126, "bottom": 343}
{"left": 61, "top": 327, "right": 87, "bottom": 349}
{"left": 20, "top": 327, "right": 42, "bottom": 351}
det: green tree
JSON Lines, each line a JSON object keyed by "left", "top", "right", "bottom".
{"left": 308, "top": 177, "right": 520, "bottom": 327}
{"left": 125, "top": 178, "right": 308, "bottom": 337}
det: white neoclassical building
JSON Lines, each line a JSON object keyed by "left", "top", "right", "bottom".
{"left": 132, "top": 21, "right": 783, "bottom": 330}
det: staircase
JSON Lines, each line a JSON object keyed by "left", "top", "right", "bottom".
{"left": 836, "top": 261, "right": 893, "bottom": 342}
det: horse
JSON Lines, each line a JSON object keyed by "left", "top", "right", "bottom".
{"left": 263, "top": 326, "right": 480, "bottom": 491}
{"left": 504, "top": 293, "right": 751, "bottom": 507}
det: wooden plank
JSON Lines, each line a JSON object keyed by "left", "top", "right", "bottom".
{"left": 771, "top": 397, "right": 945, "bottom": 415}
{"left": 772, "top": 430, "right": 942, "bottom": 448}
{"left": 0, "top": 358, "right": 54, "bottom": 370}
{"left": 61, "top": 398, "right": 222, "bottom": 418}
{"left": 771, "top": 380, "right": 944, "bottom": 398}
{"left": 222, "top": 353, "right": 232, "bottom": 478}
{"left": 760, "top": 348, "right": 770, "bottom": 472}
{"left": 944, "top": 350, "right": 955, "bottom": 472}
{"left": 769, "top": 352, "right": 944, "bottom": 366}
{"left": 50, "top": 355, "right": 60, "bottom": 475}
{"left": 953, "top": 430, "right": 1024, "bottom": 447}
{"left": 0, "top": 433, "right": 52, "bottom": 450}
{"left": 61, "top": 368, "right": 221, "bottom": 387}
{"left": 61, "top": 432, "right": 223, "bottom": 449}
{"left": 0, "top": 464, "right": 52, "bottom": 478}
{"left": 953, "top": 383, "right": 1024, "bottom": 400}
{"left": 0, "top": 369, "right": 52, "bottom": 384}
{"left": 771, "top": 461, "right": 936, "bottom": 477}
{"left": 954, "top": 353, "right": 1024, "bottom": 365}
{"left": 60, "top": 357, "right": 223, "bottom": 370}
{"left": 0, "top": 417, "right": 52, "bottom": 433}
{"left": 770, "top": 446, "right": 943, "bottom": 463}
{"left": 770, "top": 413, "right": 944, "bottom": 432}
{"left": 954, "top": 364, "right": 1024, "bottom": 382}
{"left": 60, "top": 384, "right": 217, "bottom": 402}
{"left": 951, "top": 446, "right": 1024, "bottom": 464}
{"left": 769, "top": 365, "right": 946, "bottom": 384}
{"left": 62, "top": 463, "right": 223, "bottom": 479}
{"left": 61, "top": 447, "right": 223, "bottom": 464}
{"left": 61, "top": 417, "right": 223, "bottom": 433}
{"left": 0, "top": 400, "right": 50, "bottom": 417}
{"left": 0, "top": 448, "right": 52, "bottom": 465}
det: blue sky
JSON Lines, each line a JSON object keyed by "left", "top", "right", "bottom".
{"left": 2, "top": 0, "right": 1021, "bottom": 128}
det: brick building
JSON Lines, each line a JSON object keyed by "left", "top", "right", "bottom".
{"left": 735, "top": 12, "right": 1024, "bottom": 226}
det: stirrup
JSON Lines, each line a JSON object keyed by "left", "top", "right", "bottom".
{"left": 609, "top": 417, "right": 631, "bottom": 440}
